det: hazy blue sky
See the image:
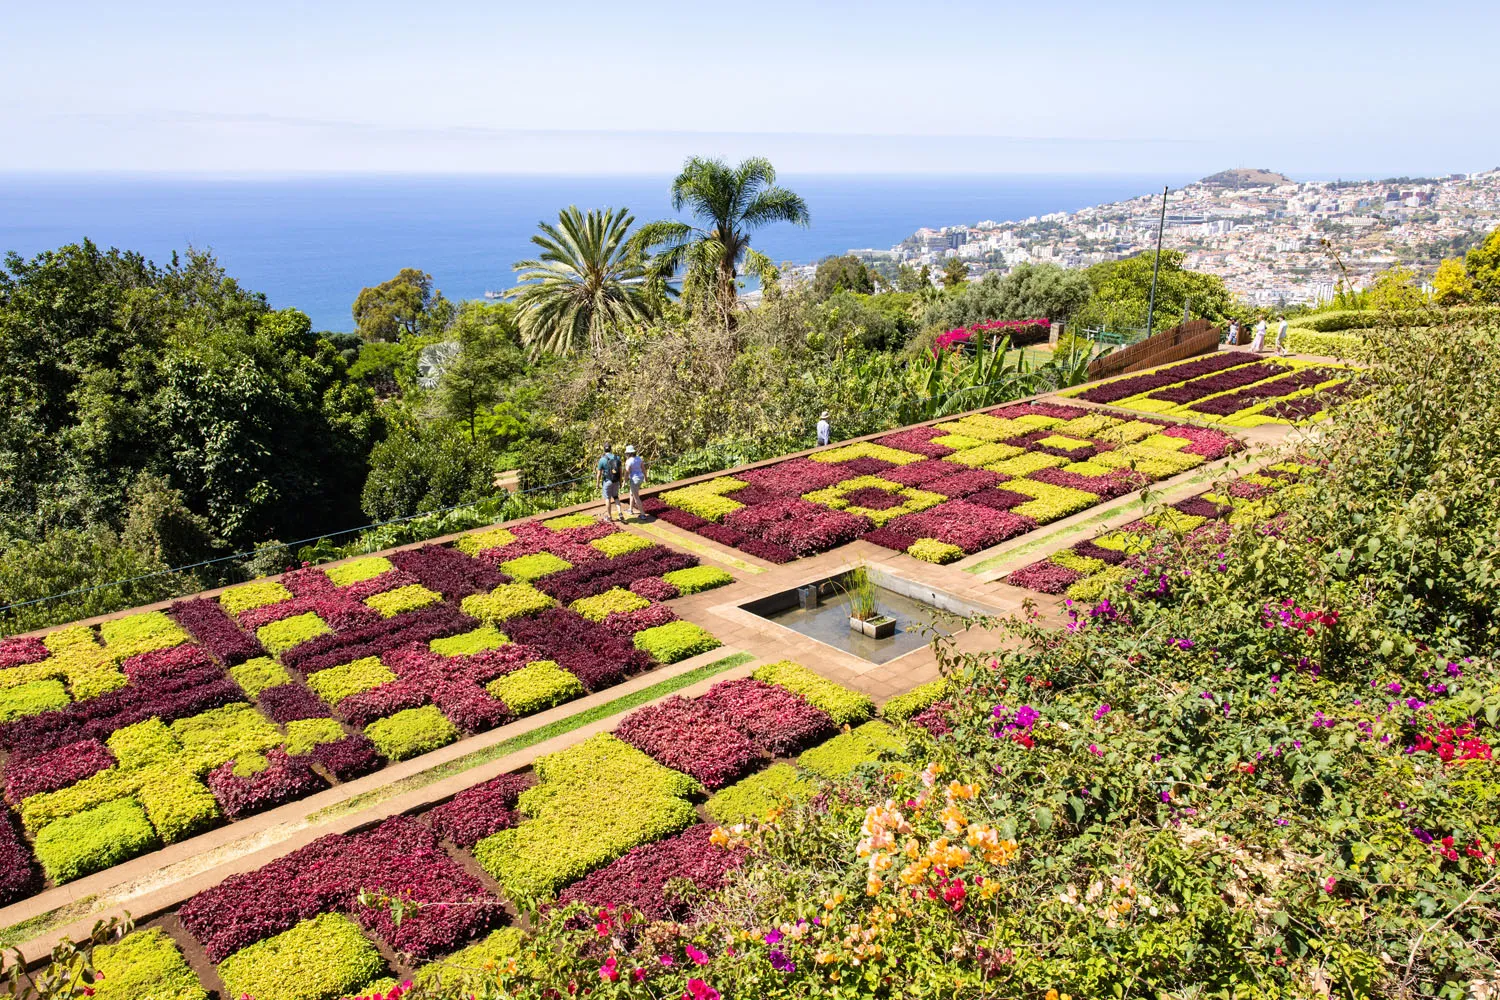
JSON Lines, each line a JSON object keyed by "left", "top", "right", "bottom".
{"left": 4, "top": 0, "right": 1494, "bottom": 177}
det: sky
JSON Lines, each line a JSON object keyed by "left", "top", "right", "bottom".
{"left": 3, "top": 0, "right": 1496, "bottom": 178}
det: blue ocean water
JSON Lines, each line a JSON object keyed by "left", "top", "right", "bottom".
{"left": 0, "top": 173, "right": 1193, "bottom": 331}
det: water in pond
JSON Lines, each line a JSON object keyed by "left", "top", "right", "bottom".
{"left": 760, "top": 586, "right": 951, "bottom": 665}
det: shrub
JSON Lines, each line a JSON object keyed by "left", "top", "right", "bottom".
{"left": 615, "top": 695, "right": 764, "bottom": 789}
{"left": 228, "top": 656, "right": 291, "bottom": 697}
{"left": 472, "top": 734, "right": 701, "bottom": 905}
{"left": 32, "top": 798, "right": 160, "bottom": 883}
{"left": 499, "top": 551, "right": 573, "bottom": 582}
{"left": 325, "top": 556, "right": 395, "bottom": 588}
{"left": 307, "top": 656, "right": 397, "bottom": 707}
{"left": 797, "top": 720, "right": 908, "bottom": 778}
{"left": 0, "top": 679, "right": 69, "bottom": 723}
{"left": 571, "top": 587, "right": 652, "bottom": 623}
{"left": 220, "top": 580, "right": 293, "bottom": 616}
{"left": 426, "top": 772, "right": 533, "bottom": 848}
{"left": 752, "top": 660, "right": 873, "bottom": 725}
{"left": 455, "top": 526, "right": 517, "bottom": 555}
{"left": 882, "top": 679, "right": 948, "bottom": 722}
{"left": 557, "top": 823, "right": 746, "bottom": 921}
{"left": 632, "top": 621, "right": 722, "bottom": 664}
{"left": 430, "top": 625, "right": 509, "bottom": 656}
{"left": 1287, "top": 328, "right": 1364, "bottom": 358}
{"left": 705, "top": 763, "right": 811, "bottom": 824}
{"left": 363, "top": 583, "right": 443, "bottom": 618}
{"left": 485, "top": 661, "right": 585, "bottom": 715}
{"left": 907, "top": 538, "right": 965, "bottom": 564}
{"left": 661, "top": 565, "right": 734, "bottom": 595}
{"left": 461, "top": 583, "right": 556, "bottom": 623}
{"left": 591, "top": 531, "right": 654, "bottom": 557}
{"left": 217, "top": 913, "right": 387, "bottom": 1000}
{"left": 283, "top": 717, "right": 347, "bottom": 756}
{"left": 257, "top": 613, "right": 332, "bottom": 656}
{"left": 92, "top": 928, "right": 207, "bottom": 1000}
{"left": 364, "top": 705, "right": 459, "bottom": 762}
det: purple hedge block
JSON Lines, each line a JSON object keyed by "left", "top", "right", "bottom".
{"left": 389, "top": 543, "right": 509, "bottom": 600}
{"left": 1006, "top": 560, "right": 1083, "bottom": 594}
{"left": 1146, "top": 361, "right": 1289, "bottom": 404}
{"left": 0, "top": 812, "right": 39, "bottom": 906}
{"left": 861, "top": 526, "right": 918, "bottom": 551}
{"left": 207, "top": 749, "right": 328, "bottom": 820}
{"left": 1188, "top": 368, "right": 1338, "bottom": 415}
{"left": 833, "top": 456, "right": 897, "bottom": 478}
{"left": 628, "top": 576, "right": 680, "bottom": 602}
{"left": 4, "top": 739, "right": 115, "bottom": 805}
{"left": 1074, "top": 353, "right": 1254, "bottom": 404}
{"left": 985, "top": 401, "right": 1093, "bottom": 420}
{"left": 888, "top": 500, "right": 1034, "bottom": 553}
{"left": 615, "top": 695, "right": 763, "bottom": 789}
{"left": 121, "top": 642, "right": 219, "bottom": 682}
{"left": 310, "top": 734, "right": 384, "bottom": 781}
{"left": 257, "top": 683, "right": 333, "bottom": 723}
{"left": 603, "top": 604, "right": 678, "bottom": 636}
{"left": 732, "top": 536, "right": 797, "bottom": 564}
{"left": 695, "top": 522, "right": 748, "bottom": 547}
{"left": 504, "top": 608, "right": 653, "bottom": 691}
{"left": 698, "top": 678, "right": 835, "bottom": 756}
{"left": 964, "top": 487, "right": 1034, "bottom": 512}
{"left": 883, "top": 458, "right": 970, "bottom": 487}
{"left": 426, "top": 772, "right": 534, "bottom": 848}
{"left": 283, "top": 604, "right": 474, "bottom": 674}
{"left": 335, "top": 681, "right": 430, "bottom": 728}
{"left": 724, "top": 499, "right": 869, "bottom": 557}
{"left": 1026, "top": 467, "right": 1139, "bottom": 500}
{"left": 873, "top": 426, "right": 955, "bottom": 458}
{"left": 533, "top": 546, "right": 697, "bottom": 605}
{"left": 556, "top": 823, "right": 745, "bottom": 921}
{"left": 0, "top": 637, "right": 49, "bottom": 670}
{"left": 923, "top": 468, "right": 1003, "bottom": 499}
{"left": 169, "top": 597, "right": 262, "bottom": 664}
{"left": 1171, "top": 495, "right": 1232, "bottom": 519}
{"left": 736, "top": 458, "right": 849, "bottom": 496}
{"left": 656, "top": 507, "right": 710, "bottom": 531}
{"left": 1071, "top": 540, "right": 1128, "bottom": 566}
{"left": 840, "top": 487, "right": 907, "bottom": 510}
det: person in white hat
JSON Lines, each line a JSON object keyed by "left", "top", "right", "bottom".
{"left": 816, "top": 411, "right": 831, "bottom": 447}
{"left": 623, "top": 445, "right": 647, "bottom": 519}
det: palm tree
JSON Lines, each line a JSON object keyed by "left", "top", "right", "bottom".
{"left": 633, "top": 157, "right": 810, "bottom": 335}
{"left": 510, "top": 206, "right": 655, "bottom": 355}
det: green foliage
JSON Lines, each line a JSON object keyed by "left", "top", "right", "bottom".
{"left": 363, "top": 583, "right": 442, "bottom": 618}
{"left": 924, "top": 263, "right": 1092, "bottom": 331}
{"left": 412, "top": 928, "right": 528, "bottom": 990}
{"left": 486, "top": 660, "right": 585, "bottom": 714}
{"left": 1074, "top": 249, "right": 1233, "bottom": 334}
{"left": 631, "top": 621, "right": 722, "bottom": 663}
{"left": 939, "top": 256, "right": 970, "bottom": 288}
{"left": 460, "top": 583, "right": 556, "bottom": 623}
{"left": 1285, "top": 328, "right": 1367, "bottom": 359}
{"left": 796, "top": 720, "right": 908, "bottom": 778}
{"left": 753, "top": 660, "right": 874, "bottom": 725}
{"left": 705, "top": 762, "right": 811, "bottom": 824}
{"left": 660, "top": 565, "right": 733, "bottom": 595}
{"left": 429, "top": 625, "right": 509, "bottom": 657}
{"left": 32, "top": 799, "right": 159, "bottom": 884}
{"left": 907, "top": 538, "right": 965, "bottom": 564}
{"left": 306, "top": 656, "right": 397, "bottom": 707}
{"left": 658, "top": 479, "right": 746, "bottom": 522}
{"left": 171, "top": 704, "right": 283, "bottom": 774}
{"left": 229, "top": 656, "right": 292, "bottom": 697}
{"left": 0, "top": 679, "right": 69, "bottom": 723}
{"left": 436, "top": 301, "right": 528, "bottom": 443}
{"left": 257, "top": 613, "right": 332, "bottom": 656}
{"left": 351, "top": 267, "right": 452, "bottom": 342}
{"left": 219, "top": 580, "right": 292, "bottom": 615}
{"left": 812, "top": 255, "right": 876, "bottom": 298}
{"left": 98, "top": 611, "right": 188, "bottom": 660}
{"left": 282, "top": 717, "right": 347, "bottom": 756}
{"left": 473, "top": 734, "right": 700, "bottom": 905}
{"left": 881, "top": 679, "right": 948, "bottom": 721}
{"left": 541, "top": 513, "right": 598, "bottom": 530}
{"left": 1463, "top": 225, "right": 1500, "bottom": 302}
{"left": 217, "top": 913, "right": 386, "bottom": 1000}
{"left": 589, "top": 531, "right": 653, "bottom": 557}
{"left": 358, "top": 420, "right": 498, "bottom": 523}
{"left": 91, "top": 928, "right": 206, "bottom": 1000}
{"left": 363, "top": 705, "right": 459, "bottom": 761}
{"left": 499, "top": 552, "right": 573, "bottom": 582}
{"left": 570, "top": 588, "right": 652, "bottom": 623}
{"left": 325, "top": 555, "right": 393, "bottom": 587}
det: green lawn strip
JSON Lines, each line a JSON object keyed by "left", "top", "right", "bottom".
{"left": 307, "top": 651, "right": 755, "bottom": 824}
{"left": 964, "top": 456, "right": 1258, "bottom": 575}
{"left": 622, "top": 521, "right": 762, "bottom": 574}
{"left": 0, "top": 894, "right": 98, "bottom": 952}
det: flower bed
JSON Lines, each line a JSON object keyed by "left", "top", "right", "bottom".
{"left": 752, "top": 661, "right": 874, "bottom": 726}
{"left": 697, "top": 678, "right": 835, "bottom": 755}
{"left": 556, "top": 822, "right": 746, "bottom": 920}
{"left": 633, "top": 621, "right": 722, "bottom": 664}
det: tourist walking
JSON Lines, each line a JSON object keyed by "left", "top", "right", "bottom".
{"left": 595, "top": 444, "right": 622, "bottom": 522}
{"left": 623, "top": 444, "right": 646, "bottom": 519}
{"left": 1249, "top": 317, "right": 1267, "bottom": 353}
{"left": 1224, "top": 319, "right": 1239, "bottom": 346}
{"left": 816, "top": 410, "right": 831, "bottom": 447}
{"left": 1274, "top": 316, "right": 1290, "bottom": 356}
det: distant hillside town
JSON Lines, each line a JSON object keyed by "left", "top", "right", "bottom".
{"left": 809, "top": 167, "right": 1500, "bottom": 308}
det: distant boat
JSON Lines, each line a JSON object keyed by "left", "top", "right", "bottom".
{"left": 483, "top": 289, "right": 505, "bottom": 300}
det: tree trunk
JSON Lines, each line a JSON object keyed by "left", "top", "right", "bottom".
{"left": 717, "top": 262, "right": 738, "bottom": 349}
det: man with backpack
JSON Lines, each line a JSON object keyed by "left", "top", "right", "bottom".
{"left": 595, "top": 444, "right": 623, "bottom": 522}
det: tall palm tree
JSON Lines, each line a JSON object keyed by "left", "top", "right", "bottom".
{"left": 510, "top": 206, "right": 655, "bottom": 355}
{"left": 633, "top": 157, "right": 810, "bottom": 335}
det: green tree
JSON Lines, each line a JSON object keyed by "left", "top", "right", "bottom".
{"left": 1431, "top": 257, "right": 1473, "bottom": 306}
{"left": 351, "top": 268, "right": 453, "bottom": 341}
{"left": 1464, "top": 226, "right": 1500, "bottom": 303}
{"left": 359, "top": 422, "right": 496, "bottom": 521}
{"left": 940, "top": 257, "right": 970, "bottom": 288}
{"left": 436, "top": 302, "right": 526, "bottom": 442}
{"left": 634, "top": 157, "right": 810, "bottom": 336}
{"left": 924, "top": 262, "right": 1093, "bottom": 330}
{"left": 1075, "top": 250, "right": 1232, "bottom": 334}
{"left": 1365, "top": 265, "right": 1427, "bottom": 312}
{"left": 511, "top": 206, "right": 654, "bottom": 356}
{"left": 894, "top": 265, "right": 930, "bottom": 294}
{"left": 812, "top": 255, "right": 875, "bottom": 299}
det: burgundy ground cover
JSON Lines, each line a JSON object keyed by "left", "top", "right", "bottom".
{"left": 504, "top": 608, "right": 653, "bottom": 690}
{"left": 0, "top": 637, "right": 48, "bottom": 670}
{"left": 1189, "top": 368, "right": 1340, "bottom": 415}
{"left": 532, "top": 546, "right": 697, "bottom": 605}
{"left": 603, "top": 604, "right": 678, "bottom": 636}
{"left": 888, "top": 502, "right": 1035, "bottom": 553}
{"left": 922, "top": 468, "right": 1003, "bottom": 498}
{"left": 310, "top": 734, "right": 383, "bottom": 780}
{"left": 736, "top": 458, "right": 849, "bottom": 496}
{"left": 1145, "top": 361, "right": 1290, "bottom": 404}
{"left": 1074, "top": 353, "right": 1254, "bottom": 404}
{"left": 873, "top": 426, "right": 955, "bottom": 458}
{"left": 964, "top": 488, "right": 1034, "bottom": 511}
{"left": 257, "top": 682, "right": 334, "bottom": 723}
{"left": 861, "top": 527, "right": 918, "bottom": 551}
{"left": 1006, "top": 560, "right": 1082, "bottom": 594}
{"left": 881, "top": 458, "right": 965, "bottom": 487}
{"left": 3, "top": 739, "right": 115, "bottom": 804}
{"left": 0, "top": 813, "right": 39, "bottom": 906}
{"left": 1027, "top": 467, "right": 1140, "bottom": 499}
{"left": 614, "top": 695, "right": 764, "bottom": 789}
{"left": 283, "top": 604, "right": 473, "bottom": 674}
{"left": 697, "top": 678, "right": 835, "bottom": 755}
{"left": 426, "top": 772, "right": 533, "bottom": 848}
{"left": 168, "top": 598, "right": 263, "bottom": 663}
{"left": 1159, "top": 425, "right": 1244, "bottom": 459}
{"left": 389, "top": 543, "right": 509, "bottom": 600}
{"left": 985, "top": 401, "right": 1093, "bottom": 420}
{"left": 556, "top": 823, "right": 745, "bottom": 921}
{"left": 207, "top": 750, "right": 327, "bottom": 820}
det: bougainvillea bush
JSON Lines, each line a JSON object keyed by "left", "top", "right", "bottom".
{"left": 0, "top": 518, "right": 726, "bottom": 902}
{"left": 1063, "top": 353, "right": 1361, "bottom": 427}
{"left": 654, "top": 402, "right": 1240, "bottom": 561}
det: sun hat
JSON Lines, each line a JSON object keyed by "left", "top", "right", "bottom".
{"left": 820, "top": 410, "right": 830, "bottom": 419}
{"left": 625, "top": 445, "right": 636, "bottom": 454}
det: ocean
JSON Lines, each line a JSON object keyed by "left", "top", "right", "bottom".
{"left": 0, "top": 173, "right": 1195, "bottom": 332}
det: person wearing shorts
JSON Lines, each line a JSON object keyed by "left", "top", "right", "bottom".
{"left": 595, "top": 444, "right": 622, "bottom": 521}
{"left": 623, "top": 444, "right": 646, "bottom": 518}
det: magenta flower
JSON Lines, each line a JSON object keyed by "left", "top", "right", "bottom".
{"left": 685, "top": 944, "right": 710, "bottom": 966}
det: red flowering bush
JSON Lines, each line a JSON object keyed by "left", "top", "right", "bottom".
{"left": 169, "top": 598, "right": 262, "bottom": 664}
{"left": 615, "top": 696, "right": 764, "bottom": 789}
{"left": 889, "top": 501, "right": 1035, "bottom": 553}
{"left": 389, "top": 544, "right": 509, "bottom": 600}
{"left": 426, "top": 772, "right": 534, "bottom": 847}
{"left": 207, "top": 749, "right": 328, "bottom": 819}
{"left": 556, "top": 823, "right": 745, "bottom": 920}
{"left": 698, "top": 678, "right": 835, "bottom": 755}
{"left": 3, "top": 739, "right": 115, "bottom": 804}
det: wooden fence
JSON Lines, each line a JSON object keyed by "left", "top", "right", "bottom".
{"left": 1086, "top": 319, "right": 1222, "bottom": 380}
